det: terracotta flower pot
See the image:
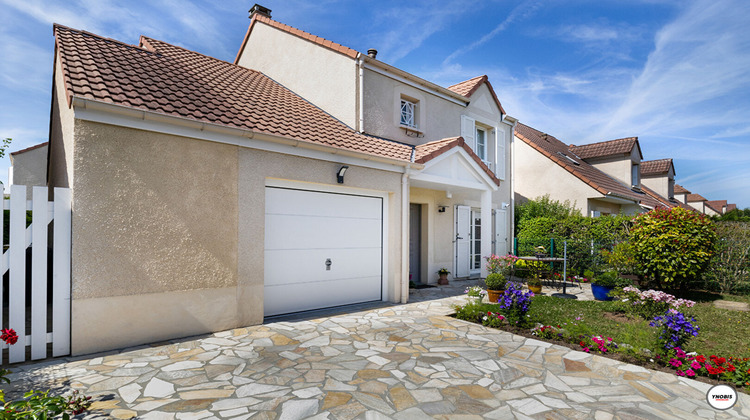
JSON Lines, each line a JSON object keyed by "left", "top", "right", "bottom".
{"left": 487, "top": 289, "right": 503, "bottom": 303}
{"left": 438, "top": 273, "right": 449, "bottom": 285}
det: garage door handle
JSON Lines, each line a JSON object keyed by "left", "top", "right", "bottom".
{"left": 325, "top": 258, "right": 332, "bottom": 270}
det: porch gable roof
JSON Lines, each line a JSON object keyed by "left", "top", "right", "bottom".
{"left": 414, "top": 136, "right": 500, "bottom": 186}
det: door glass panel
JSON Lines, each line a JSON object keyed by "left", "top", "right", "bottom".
{"left": 470, "top": 211, "right": 482, "bottom": 271}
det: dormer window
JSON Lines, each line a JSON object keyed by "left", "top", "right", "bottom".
{"left": 632, "top": 163, "right": 640, "bottom": 189}
{"left": 400, "top": 99, "right": 417, "bottom": 129}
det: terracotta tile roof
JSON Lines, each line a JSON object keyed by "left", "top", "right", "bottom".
{"left": 515, "top": 123, "right": 662, "bottom": 208}
{"left": 54, "top": 25, "right": 413, "bottom": 162}
{"left": 686, "top": 193, "right": 707, "bottom": 202}
{"left": 569, "top": 137, "right": 641, "bottom": 160}
{"left": 641, "top": 158, "right": 673, "bottom": 176}
{"left": 640, "top": 184, "right": 693, "bottom": 210}
{"left": 446, "top": 75, "right": 506, "bottom": 115}
{"left": 414, "top": 137, "right": 500, "bottom": 185}
{"left": 235, "top": 13, "right": 359, "bottom": 64}
{"left": 727, "top": 203, "right": 737, "bottom": 212}
{"left": 674, "top": 184, "right": 691, "bottom": 194}
{"left": 705, "top": 200, "right": 727, "bottom": 213}
{"left": 10, "top": 141, "right": 48, "bottom": 156}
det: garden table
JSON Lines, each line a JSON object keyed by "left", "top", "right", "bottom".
{"left": 518, "top": 251, "right": 574, "bottom": 297}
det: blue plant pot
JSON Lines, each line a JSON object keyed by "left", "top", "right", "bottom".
{"left": 591, "top": 284, "right": 615, "bottom": 301}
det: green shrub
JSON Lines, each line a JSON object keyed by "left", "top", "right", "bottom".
{"left": 630, "top": 207, "right": 716, "bottom": 289}
{"left": 484, "top": 273, "right": 506, "bottom": 290}
{"left": 703, "top": 221, "right": 750, "bottom": 294}
{"left": 592, "top": 271, "right": 632, "bottom": 288}
{"left": 515, "top": 194, "right": 579, "bottom": 234}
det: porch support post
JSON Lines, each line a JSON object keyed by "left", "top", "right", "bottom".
{"left": 480, "top": 189, "right": 492, "bottom": 278}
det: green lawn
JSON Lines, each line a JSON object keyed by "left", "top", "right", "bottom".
{"left": 457, "top": 292, "right": 750, "bottom": 359}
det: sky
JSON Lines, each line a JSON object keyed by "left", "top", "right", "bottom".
{"left": 1, "top": 0, "right": 749, "bottom": 208}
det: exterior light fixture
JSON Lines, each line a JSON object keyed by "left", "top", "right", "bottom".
{"left": 438, "top": 206, "right": 447, "bottom": 213}
{"left": 337, "top": 165, "right": 348, "bottom": 184}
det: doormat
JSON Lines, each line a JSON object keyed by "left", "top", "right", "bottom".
{"left": 412, "top": 284, "right": 437, "bottom": 289}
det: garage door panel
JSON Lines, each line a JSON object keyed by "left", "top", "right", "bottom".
{"left": 266, "top": 188, "right": 382, "bottom": 219}
{"left": 264, "top": 276, "right": 381, "bottom": 316}
{"left": 265, "top": 247, "right": 381, "bottom": 286}
{"left": 264, "top": 187, "right": 383, "bottom": 317}
{"left": 265, "top": 215, "right": 381, "bottom": 250}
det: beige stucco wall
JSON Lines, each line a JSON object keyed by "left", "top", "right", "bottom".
{"left": 642, "top": 168, "right": 674, "bottom": 200}
{"left": 48, "top": 57, "right": 76, "bottom": 192}
{"left": 70, "top": 121, "right": 239, "bottom": 354}
{"left": 362, "top": 68, "right": 462, "bottom": 144}
{"left": 588, "top": 148, "right": 641, "bottom": 188}
{"left": 64, "top": 118, "right": 405, "bottom": 355}
{"left": 11, "top": 145, "right": 48, "bottom": 200}
{"left": 515, "top": 139, "right": 598, "bottom": 216}
{"left": 236, "top": 22, "right": 357, "bottom": 128}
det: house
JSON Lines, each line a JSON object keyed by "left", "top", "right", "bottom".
{"left": 48, "top": 6, "right": 515, "bottom": 355}
{"left": 705, "top": 200, "right": 727, "bottom": 215}
{"left": 674, "top": 183, "right": 691, "bottom": 204}
{"left": 514, "top": 123, "right": 661, "bottom": 216}
{"left": 726, "top": 203, "right": 737, "bottom": 212}
{"left": 687, "top": 193, "right": 712, "bottom": 214}
{"left": 8, "top": 142, "right": 49, "bottom": 200}
{"left": 235, "top": 6, "right": 516, "bottom": 281}
{"left": 640, "top": 159, "right": 675, "bottom": 202}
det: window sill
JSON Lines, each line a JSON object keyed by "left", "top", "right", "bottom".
{"left": 399, "top": 125, "right": 424, "bottom": 137}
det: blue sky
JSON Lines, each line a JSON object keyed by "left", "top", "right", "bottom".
{"left": 1, "top": 0, "right": 749, "bottom": 208}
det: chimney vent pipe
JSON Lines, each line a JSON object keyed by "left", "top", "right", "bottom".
{"left": 249, "top": 4, "right": 272, "bottom": 19}
{"left": 367, "top": 48, "right": 378, "bottom": 59}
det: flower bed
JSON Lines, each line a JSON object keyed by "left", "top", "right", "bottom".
{"left": 454, "top": 288, "right": 750, "bottom": 393}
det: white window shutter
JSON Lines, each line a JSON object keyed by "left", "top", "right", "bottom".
{"left": 496, "top": 127, "right": 505, "bottom": 180}
{"left": 461, "top": 115, "right": 475, "bottom": 150}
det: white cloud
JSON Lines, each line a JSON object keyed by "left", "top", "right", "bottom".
{"left": 442, "top": 0, "right": 542, "bottom": 66}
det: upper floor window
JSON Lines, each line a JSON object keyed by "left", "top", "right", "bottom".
{"left": 475, "top": 127, "right": 486, "bottom": 161}
{"left": 400, "top": 99, "right": 417, "bottom": 129}
{"left": 631, "top": 163, "right": 640, "bottom": 188}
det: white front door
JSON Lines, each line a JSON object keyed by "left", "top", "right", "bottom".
{"left": 455, "top": 205, "right": 471, "bottom": 277}
{"left": 493, "top": 209, "right": 508, "bottom": 256}
{"left": 264, "top": 187, "right": 383, "bottom": 317}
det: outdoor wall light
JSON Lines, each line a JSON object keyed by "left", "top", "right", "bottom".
{"left": 501, "top": 202, "right": 510, "bottom": 209}
{"left": 438, "top": 206, "right": 447, "bottom": 213}
{"left": 337, "top": 165, "right": 349, "bottom": 183}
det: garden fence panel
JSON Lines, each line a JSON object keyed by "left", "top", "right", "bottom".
{"left": 2, "top": 185, "right": 72, "bottom": 364}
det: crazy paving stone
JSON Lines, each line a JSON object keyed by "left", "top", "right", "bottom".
{"left": 357, "top": 369, "right": 391, "bottom": 379}
{"left": 89, "top": 399, "right": 122, "bottom": 411}
{"left": 110, "top": 409, "right": 138, "bottom": 419}
{"left": 563, "top": 358, "right": 590, "bottom": 372}
{"left": 87, "top": 376, "right": 138, "bottom": 393}
{"left": 179, "top": 389, "right": 234, "bottom": 400}
{"left": 457, "top": 384, "right": 494, "bottom": 399}
{"left": 329, "top": 401, "right": 367, "bottom": 420}
{"left": 360, "top": 380, "right": 388, "bottom": 395}
{"left": 159, "top": 398, "right": 217, "bottom": 412}
{"left": 278, "top": 399, "right": 319, "bottom": 420}
{"left": 322, "top": 391, "right": 353, "bottom": 410}
{"left": 389, "top": 386, "right": 417, "bottom": 411}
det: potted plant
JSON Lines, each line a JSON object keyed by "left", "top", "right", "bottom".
{"left": 591, "top": 271, "right": 632, "bottom": 301}
{"left": 527, "top": 277, "right": 542, "bottom": 294}
{"left": 437, "top": 268, "right": 450, "bottom": 285}
{"left": 484, "top": 273, "right": 507, "bottom": 303}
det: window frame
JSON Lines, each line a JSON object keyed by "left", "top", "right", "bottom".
{"left": 631, "top": 163, "right": 640, "bottom": 188}
{"left": 400, "top": 99, "right": 417, "bottom": 129}
{"left": 475, "top": 126, "right": 487, "bottom": 161}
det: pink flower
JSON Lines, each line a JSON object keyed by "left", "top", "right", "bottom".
{"left": 691, "top": 361, "right": 702, "bottom": 370}
{"left": 676, "top": 370, "right": 685, "bottom": 376}
{"left": 669, "top": 358, "right": 682, "bottom": 368}
{"left": 685, "top": 369, "right": 696, "bottom": 377}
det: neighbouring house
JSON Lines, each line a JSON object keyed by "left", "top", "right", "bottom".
{"left": 8, "top": 142, "right": 48, "bottom": 200}
{"left": 705, "top": 200, "right": 727, "bottom": 215}
{"left": 687, "top": 193, "right": 712, "bottom": 214}
{"left": 641, "top": 158, "right": 675, "bottom": 202}
{"left": 674, "top": 183, "right": 691, "bottom": 204}
{"left": 48, "top": 5, "right": 516, "bottom": 355}
{"left": 514, "top": 123, "right": 661, "bottom": 216}
{"left": 235, "top": 6, "right": 516, "bottom": 283}
{"left": 726, "top": 203, "right": 737, "bottom": 212}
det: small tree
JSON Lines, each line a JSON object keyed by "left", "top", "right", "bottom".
{"left": 630, "top": 207, "right": 716, "bottom": 289}
{"left": 704, "top": 221, "right": 750, "bottom": 294}
{"left": 0, "top": 138, "right": 11, "bottom": 158}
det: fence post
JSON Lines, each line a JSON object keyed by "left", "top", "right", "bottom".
{"left": 9, "top": 185, "right": 26, "bottom": 363}
{"left": 513, "top": 237, "right": 518, "bottom": 256}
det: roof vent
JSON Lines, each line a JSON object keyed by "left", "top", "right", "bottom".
{"left": 367, "top": 48, "right": 378, "bottom": 59}
{"left": 249, "top": 4, "right": 272, "bottom": 19}
{"left": 556, "top": 151, "right": 580, "bottom": 166}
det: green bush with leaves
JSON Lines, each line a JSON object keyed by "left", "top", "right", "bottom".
{"left": 630, "top": 207, "right": 716, "bottom": 289}
{"left": 703, "top": 221, "right": 750, "bottom": 294}
{"left": 514, "top": 194, "right": 579, "bottom": 234}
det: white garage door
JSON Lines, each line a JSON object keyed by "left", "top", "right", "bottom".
{"left": 264, "top": 187, "right": 383, "bottom": 317}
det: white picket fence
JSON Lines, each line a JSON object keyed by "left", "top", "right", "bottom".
{"left": 1, "top": 185, "right": 71, "bottom": 364}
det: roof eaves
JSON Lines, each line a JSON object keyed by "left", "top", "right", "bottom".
{"left": 10, "top": 142, "right": 49, "bottom": 156}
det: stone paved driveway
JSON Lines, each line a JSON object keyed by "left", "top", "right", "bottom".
{"left": 2, "top": 281, "right": 749, "bottom": 419}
